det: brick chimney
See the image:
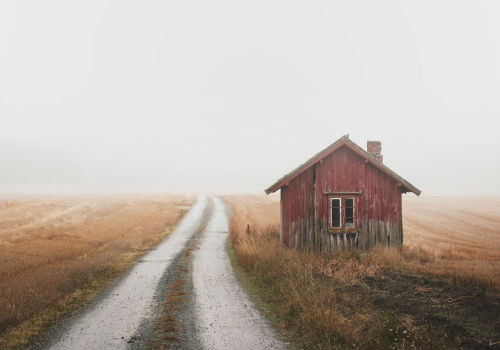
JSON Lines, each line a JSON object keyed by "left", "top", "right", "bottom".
{"left": 367, "top": 141, "right": 383, "bottom": 163}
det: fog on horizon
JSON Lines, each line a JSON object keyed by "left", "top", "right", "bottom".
{"left": 1, "top": 1, "right": 499, "bottom": 196}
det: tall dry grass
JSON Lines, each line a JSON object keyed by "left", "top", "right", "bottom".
{"left": 224, "top": 195, "right": 500, "bottom": 349}
{"left": 0, "top": 194, "right": 193, "bottom": 340}
{"left": 225, "top": 195, "right": 402, "bottom": 348}
{"left": 226, "top": 195, "right": 500, "bottom": 287}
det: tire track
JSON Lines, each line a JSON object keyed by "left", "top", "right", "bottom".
{"left": 192, "top": 196, "right": 287, "bottom": 350}
{"left": 40, "top": 196, "right": 209, "bottom": 350}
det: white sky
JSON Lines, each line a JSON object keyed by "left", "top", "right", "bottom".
{"left": 1, "top": 1, "right": 499, "bottom": 195}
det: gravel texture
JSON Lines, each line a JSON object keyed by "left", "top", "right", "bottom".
{"left": 34, "top": 196, "right": 286, "bottom": 350}
{"left": 39, "top": 196, "right": 209, "bottom": 350}
{"left": 192, "top": 196, "right": 287, "bottom": 350}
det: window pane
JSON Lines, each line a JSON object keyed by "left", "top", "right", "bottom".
{"left": 345, "top": 217, "right": 354, "bottom": 227}
{"left": 332, "top": 207, "right": 341, "bottom": 228}
{"left": 331, "top": 198, "right": 340, "bottom": 207}
{"left": 345, "top": 207, "right": 353, "bottom": 218}
{"left": 345, "top": 198, "right": 355, "bottom": 228}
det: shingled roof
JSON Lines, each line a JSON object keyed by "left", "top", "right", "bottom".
{"left": 265, "top": 135, "right": 421, "bottom": 196}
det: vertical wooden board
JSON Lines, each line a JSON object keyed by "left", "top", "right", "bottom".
{"left": 299, "top": 219, "right": 307, "bottom": 249}
{"left": 382, "top": 221, "right": 387, "bottom": 246}
{"left": 368, "top": 221, "right": 374, "bottom": 248}
{"left": 281, "top": 189, "right": 285, "bottom": 247}
{"left": 366, "top": 165, "right": 374, "bottom": 220}
{"left": 382, "top": 175, "right": 389, "bottom": 222}
{"left": 359, "top": 224, "right": 366, "bottom": 249}
{"left": 288, "top": 189, "right": 293, "bottom": 247}
{"left": 364, "top": 224, "right": 370, "bottom": 249}
{"left": 280, "top": 190, "right": 283, "bottom": 247}
{"left": 359, "top": 163, "right": 367, "bottom": 226}
{"left": 378, "top": 221, "right": 383, "bottom": 245}
{"left": 338, "top": 148, "right": 344, "bottom": 190}
{"left": 376, "top": 170, "right": 382, "bottom": 221}
{"left": 398, "top": 190, "right": 403, "bottom": 247}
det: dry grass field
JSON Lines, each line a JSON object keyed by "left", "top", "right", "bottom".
{"left": 225, "top": 195, "right": 500, "bottom": 349}
{"left": 404, "top": 196, "right": 500, "bottom": 284}
{"left": 0, "top": 194, "right": 193, "bottom": 348}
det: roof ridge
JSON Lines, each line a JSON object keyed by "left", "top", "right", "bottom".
{"left": 265, "top": 135, "right": 421, "bottom": 196}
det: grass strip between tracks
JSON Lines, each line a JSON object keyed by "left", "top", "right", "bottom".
{"left": 152, "top": 201, "right": 212, "bottom": 350}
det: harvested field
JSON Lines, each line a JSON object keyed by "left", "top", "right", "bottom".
{"left": 404, "top": 197, "right": 500, "bottom": 259}
{"left": 404, "top": 196, "right": 500, "bottom": 285}
{"left": 0, "top": 194, "right": 193, "bottom": 344}
{"left": 224, "top": 195, "right": 500, "bottom": 349}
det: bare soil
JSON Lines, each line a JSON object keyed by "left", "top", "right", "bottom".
{"left": 363, "top": 269, "right": 500, "bottom": 349}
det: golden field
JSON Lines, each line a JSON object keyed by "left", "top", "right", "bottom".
{"left": 225, "top": 195, "right": 500, "bottom": 349}
{"left": 404, "top": 196, "right": 500, "bottom": 283}
{"left": 0, "top": 194, "right": 193, "bottom": 346}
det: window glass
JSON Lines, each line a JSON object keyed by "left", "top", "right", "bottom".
{"left": 345, "top": 207, "right": 354, "bottom": 218}
{"left": 332, "top": 207, "right": 341, "bottom": 227}
{"left": 344, "top": 197, "right": 355, "bottom": 227}
{"left": 331, "top": 198, "right": 341, "bottom": 228}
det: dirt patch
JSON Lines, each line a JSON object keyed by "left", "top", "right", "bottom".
{"left": 363, "top": 269, "right": 500, "bottom": 349}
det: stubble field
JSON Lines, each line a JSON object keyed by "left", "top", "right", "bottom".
{"left": 403, "top": 196, "right": 500, "bottom": 283}
{"left": 0, "top": 194, "right": 193, "bottom": 347}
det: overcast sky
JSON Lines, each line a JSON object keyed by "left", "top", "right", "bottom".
{"left": 1, "top": 1, "right": 499, "bottom": 195}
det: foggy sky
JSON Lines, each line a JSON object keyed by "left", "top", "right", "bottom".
{"left": 1, "top": 1, "right": 499, "bottom": 195}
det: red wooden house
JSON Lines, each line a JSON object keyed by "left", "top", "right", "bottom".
{"left": 265, "top": 135, "right": 421, "bottom": 251}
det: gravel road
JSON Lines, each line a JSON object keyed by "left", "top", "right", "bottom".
{"left": 38, "top": 195, "right": 286, "bottom": 350}
{"left": 192, "top": 196, "right": 287, "bottom": 350}
{"left": 43, "top": 196, "right": 209, "bottom": 350}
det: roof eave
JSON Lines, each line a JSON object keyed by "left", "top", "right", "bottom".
{"left": 264, "top": 136, "right": 350, "bottom": 194}
{"left": 402, "top": 185, "right": 422, "bottom": 196}
{"left": 264, "top": 135, "right": 422, "bottom": 196}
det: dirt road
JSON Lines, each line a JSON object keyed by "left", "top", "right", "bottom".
{"left": 43, "top": 197, "right": 209, "bottom": 350}
{"left": 192, "top": 197, "right": 286, "bottom": 349}
{"left": 40, "top": 196, "right": 285, "bottom": 350}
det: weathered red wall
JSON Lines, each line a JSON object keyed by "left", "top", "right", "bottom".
{"left": 281, "top": 145, "right": 403, "bottom": 251}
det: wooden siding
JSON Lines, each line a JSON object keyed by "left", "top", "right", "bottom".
{"left": 281, "top": 145, "right": 403, "bottom": 251}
